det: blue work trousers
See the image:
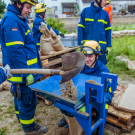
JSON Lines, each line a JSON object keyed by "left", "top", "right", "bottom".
{"left": 18, "top": 83, "right": 37, "bottom": 131}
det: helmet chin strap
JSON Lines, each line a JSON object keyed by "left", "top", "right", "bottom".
{"left": 90, "top": 54, "right": 98, "bottom": 67}
{"left": 39, "top": 11, "right": 45, "bottom": 18}
{"left": 13, "top": 2, "right": 24, "bottom": 14}
{"left": 95, "top": 0, "right": 102, "bottom": 8}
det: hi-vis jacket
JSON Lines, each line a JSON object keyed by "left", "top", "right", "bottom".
{"left": 0, "top": 4, "right": 43, "bottom": 84}
{"left": 32, "top": 13, "right": 59, "bottom": 50}
{"left": 78, "top": 2, "right": 112, "bottom": 50}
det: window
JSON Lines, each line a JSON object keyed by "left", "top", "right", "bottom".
{"left": 113, "top": 7, "right": 116, "bottom": 11}
{"left": 53, "top": 6, "right": 58, "bottom": 10}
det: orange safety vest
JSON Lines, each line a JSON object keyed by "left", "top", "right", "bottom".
{"left": 104, "top": 5, "right": 112, "bottom": 25}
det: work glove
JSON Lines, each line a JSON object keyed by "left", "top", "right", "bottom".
{"left": 3, "top": 64, "right": 12, "bottom": 79}
{"left": 59, "top": 32, "right": 65, "bottom": 38}
{"left": 26, "top": 74, "right": 34, "bottom": 86}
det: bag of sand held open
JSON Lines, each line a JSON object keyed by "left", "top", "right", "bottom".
{"left": 39, "top": 25, "right": 53, "bottom": 56}
{"left": 50, "top": 28, "right": 65, "bottom": 51}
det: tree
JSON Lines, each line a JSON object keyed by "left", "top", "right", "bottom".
{"left": 0, "top": 0, "right": 6, "bottom": 14}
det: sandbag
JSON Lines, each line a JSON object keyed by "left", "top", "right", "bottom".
{"left": 0, "top": 81, "right": 11, "bottom": 92}
{"left": 0, "top": 52, "right": 2, "bottom": 58}
{"left": 39, "top": 25, "right": 53, "bottom": 56}
{"left": 50, "top": 28, "right": 64, "bottom": 51}
{"left": 65, "top": 115, "right": 83, "bottom": 135}
{"left": 28, "top": 23, "right": 33, "bottom": 31}
{"left": 0, "top": 58, "right": 2, "bottom": 66}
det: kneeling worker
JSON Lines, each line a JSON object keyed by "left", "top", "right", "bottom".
{"left": 58, "top": 41, "right": 113, "bottom": 134}
{"left": 33, "top": 2, "right": 64, "bottom": 50}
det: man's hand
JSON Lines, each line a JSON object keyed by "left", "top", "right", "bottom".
{"left": 3, "top": 64, "right": 12, "bottom": 79}
{"left": 59, "top": 32, "right": 65, "bottom": 38}
{"left": 26, "top": 74, "right": 34, "bottom": 86}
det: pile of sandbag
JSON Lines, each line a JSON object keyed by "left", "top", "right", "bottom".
{"left": 112, "top": 84, "right": 135, "bottom": 113}
{"left": 0, "top": 52, "right": 2, "bottom": 66}
{"left": 39, "top": 25, "right": 65, "bottom": 56}
{"left": 0, "top": 81, "right": 11, "bottom": 92}
{"left": 112, "top": 30, "right": 135, "bottom": 38}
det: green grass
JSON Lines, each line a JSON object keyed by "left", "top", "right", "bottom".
{"left": 35, "top": 118, "right": 41, "bottom": 123}
{"left": 0, "top": 126, "right": 8, "bottom": 135}
{"left": 112, "top": 23, "right": 135, "bottom": 31}
{"left": 106, "top": 36, "right": 135, "bottom": 76}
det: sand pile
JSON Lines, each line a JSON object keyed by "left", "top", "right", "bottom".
{"left": 61, "top": 80, "right": 77, "bottom": 101}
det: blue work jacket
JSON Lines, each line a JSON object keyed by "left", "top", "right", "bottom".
{"left": 0, "top": 67, "right": 7, "bottom": 84}
{"left": 81, "top": 59, "right": 113, "bottom": 102}
{"left": 0, "top": 4, "right": 43, "bottom": 84}
{"left": 78, "top": 2, "right": 111, "bottom": 47}
{"left": 32, "top": 14, "right": 59, "bottom": 50}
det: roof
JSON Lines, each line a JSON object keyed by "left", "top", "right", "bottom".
{"left": 82, "top": 0, "right": 93, "bottom": 3}
{"left": 61, "top": 3, "right": 75, "bottom": 8}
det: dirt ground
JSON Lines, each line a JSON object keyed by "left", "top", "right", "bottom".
{"left": 0, "top": 76, "right": 135, "bottom": 135}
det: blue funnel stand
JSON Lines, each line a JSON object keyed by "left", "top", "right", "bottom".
{"left": 55, "top": 73, "right": 118, "bottom": 135}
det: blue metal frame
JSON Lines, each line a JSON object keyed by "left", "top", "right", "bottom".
{"left": 30, "top": 72, "right": 118, "bottom": 135}
{"left": 55, "top": 73, "right": 118, "bottom": 135}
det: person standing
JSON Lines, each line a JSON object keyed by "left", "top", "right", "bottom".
{"left": 0, "top": 0, "right": 47, "bottom": 134}
{"left": 78, "top": 0, "right": 112, "bottom": 65}
{"left": 104, "top": 0, "right": 112, "bottom": 25}
{"left": 32, "top": 2, "right": 64, "bottom": 50}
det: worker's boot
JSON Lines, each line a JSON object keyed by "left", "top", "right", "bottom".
{"left": 58, "top": 117, "right": 67, "bottom": 127}
{"left": 24, "top": 123, "right": 48, "bottom": 135}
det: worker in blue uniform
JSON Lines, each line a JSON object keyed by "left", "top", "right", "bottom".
{"left": 0, "top": 0, "right": 47, "bottom": 134}
{"left": 58, "top": 41, "right": 113, "bottom": 133}
{"left": 32, "top": 2, "right": 64, "bottom": 50}
{"left": 78, "top": 0, "right": 112, "bottom": 65}
{"left": 0, "top": 65, "right": 12, "bottom": 84}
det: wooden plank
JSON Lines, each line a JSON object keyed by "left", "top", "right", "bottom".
{"left": 41, "top": 59, "right": 48, "bottom": 67}
{"left": 105, "top": 123, "right": 122, "bottom": 134}
{"left": 108, "top": 105, "right": 132, "bottom": 121}
{"left": 92, "top": 108, "right": 133, "bottom": 130}
{"left": 43, "top": 58, "right": 62, "bottom": 69}
{"left": 40, "top": 46, "right": 79, "bottom": 60}
{"left": 106, "top": 114, "right": 128, "bottom": 128}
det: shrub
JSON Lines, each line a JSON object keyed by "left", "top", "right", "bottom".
{"left": 46, "top": 17, "right": 68, "bottom": 34}
{"left": 0, "top": 14, "right": 3, "bottom": 19}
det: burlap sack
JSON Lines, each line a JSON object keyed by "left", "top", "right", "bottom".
{"left": 50, "top": 28, "right": 64, "bottom": 51}
{"left": 28, "top": 23, "right": 33, "bottom": 31}
{"left": 0, "top": 58, "right": 2, "bottom": 66}
{"left": 39, "top": 25, "right": 53, "bottom": 56}
{"left": 0, "top": 52, "right": 2, "bottom": 58}
{"left": 0, "top": 81, "right": 11, "bottom": 92}
{"left": 65, "top": 115, "right": 83, "bottom": 135}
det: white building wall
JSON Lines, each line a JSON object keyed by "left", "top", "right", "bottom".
{"left": 111, "top": 1, "right": 135, "bottom": 14}
{"left": 42, "top": 0, "right": 76, "bottom": 15}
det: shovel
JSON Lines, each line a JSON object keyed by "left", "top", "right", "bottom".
{"left": 10, "top": 52, "right": 85, "bottom": 84}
